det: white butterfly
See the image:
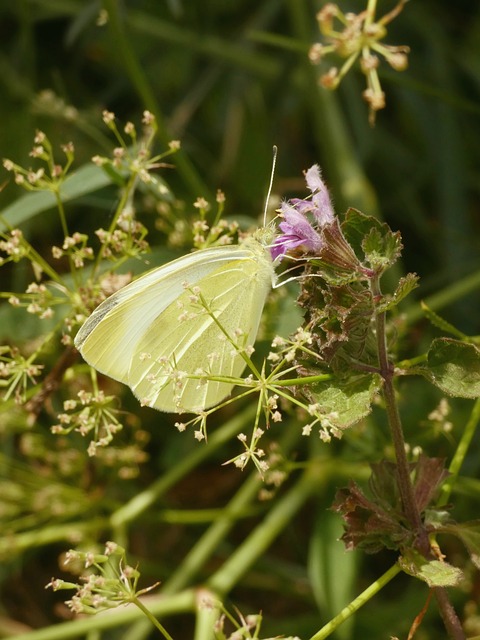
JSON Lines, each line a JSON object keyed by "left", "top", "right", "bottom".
{"left": 74, "top": 228, "right": 277, "bottom": 413}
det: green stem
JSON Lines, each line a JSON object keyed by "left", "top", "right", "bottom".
{"left": 308, "top": 564, "right": 401, "bottom": 640}
{"left": 132, "top": 596, "right": 175, "bottom": 640}
{"left": 438, "top": 397, "right": 480, "bottom": 507}
{"left": 404, "top": 269, "right": 480, "bottom": 326}
{"left": 365, "top": 0, "right": 378, "bottom": 26}
{"left": 91, "top": 171, "right": 137, "bottom": 277}
{"left": 286, "top": 0, "right": 379, "bottom": 216}
{"left": 162, "top": 422, "right": 302, "bottom": 595}
{"left": 54, "top": 188, "right": 80, "bottom": 286}
{"left": 54, "top": 187, "right": 69, "bottom": 239}
{"left": 16, "top": 235, "right": 64, "bottom": 285}
{"left": 0, "top": 519, "right": 109, "bottom": 557}
{"left": 194, "top": 592, "right": 221, "bottom": 640}
{"left": 161, "top": 472, "right": 262, "bottom": 595}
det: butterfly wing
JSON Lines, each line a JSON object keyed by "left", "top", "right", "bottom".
{"left": 75, "top": 241, "right": 274, "bottom": 412}
{"left": 129, "top": 248, "right": 273, "bottom": 411}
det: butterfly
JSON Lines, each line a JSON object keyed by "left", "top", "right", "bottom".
{"left": 74, "top": 227, "right": 277, "bottom": 413}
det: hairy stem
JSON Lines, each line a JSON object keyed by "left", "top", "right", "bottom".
{"left": 433, "top": 587, "right": 466, "bottom": 640}
{"left": 372, "top": 274, "right": 465, "bottom": 639}
{"left": 372, "top": 275, "right": 424, "bottom": 539}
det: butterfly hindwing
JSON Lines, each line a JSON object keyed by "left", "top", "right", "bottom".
{"left": 129, "top": 253, "right": 272, "bottom": 411}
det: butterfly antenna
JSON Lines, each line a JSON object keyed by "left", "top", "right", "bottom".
{"left": 263, "top": 145, "right": 278, "bottom": 226}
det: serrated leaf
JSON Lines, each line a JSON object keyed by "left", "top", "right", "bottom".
{"left": 399, "top": 551, "right": 464, "bottom": 587}
{"left": 415, "top": 560, "right": 464, "bottom": 587}
{"left": 412, "top": 455, "right": 449, "bottom": 512}
{"left": 378, "top": 272, "right": 419, "bottom": 312}
{"left": 427, "top": 338, "right": 480, "bottom": 398}
{"left": 342, "top": 208, "right": 384, "bottom": 257}
{"left": 342, "top": 208, "right": 402, "bottom": 271}
{"left": 309, "top": 373, "right": 382, "bottom": 430}
{"left": 362, "top": 226, "right": 402, "bottom": 270}
{"left": 421, "top": 302, "right": 467, "bottom": 339}
{"left": 333, "top": 482, "right": 404, "bottom": 553}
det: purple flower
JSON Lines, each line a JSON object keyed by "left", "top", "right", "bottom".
{"left": 290, "top": 164, "right": 335, "bottom": 225}
{"left": 271, "top": 164, "right": 335, "bottom": 260}
{"left": 271, "top": 203, "right": 323, "bottom": 260}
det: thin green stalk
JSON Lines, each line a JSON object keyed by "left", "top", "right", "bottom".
{"left": 114, "top": 427, "right": 306, "bottom": 638}
{"left": 438, "top": 397, "right": 480, "bottom": 507}
{"left": 194, "top": 592, "right": 221, "bottom": 640}
{"left": 53, "top": 187, "right": 70, "bottom": 239}
{"left": 162, "top": 469, "right": 262, "bottom": 596}
{"left": 308, "top": 564, "right": 401, "bottom": 640}
{"left": 54, "top": 188, "right": 81, "bottom": 287}
{"left": 404, "top": 269, "right": 480, "bottom": 325}
{"left": 0, "top": 518, "right": 109, "bottom": 557}
{"left": 286, "top": 0, "right": 379, "bottom": 216}
{"left": 129, "top": 10, "right": 279, "bottom": 77}
{"left": 16, "top": 235, "right": 64, "bottom": 285}
{"left": 364, "top": 0, "right": 378, "bottom": 27}
{"left": 132, "top": 596, "right": 175, "bottom": 640}
{"left": 91, "top": 171, "right": 138, "bottom": 277}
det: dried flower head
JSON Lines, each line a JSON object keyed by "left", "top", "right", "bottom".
{"left": 310, "top": 0, "right": 410, "bottom": 124}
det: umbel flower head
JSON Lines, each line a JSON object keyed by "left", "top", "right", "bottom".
{"left": 310, "top": 1, "right": 410, "bottom": 124}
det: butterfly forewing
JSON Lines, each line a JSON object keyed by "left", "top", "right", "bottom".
{"left": 75, "top": 239, "right": 274, "bottom": 413}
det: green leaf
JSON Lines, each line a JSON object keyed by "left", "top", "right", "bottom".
{"left": 342, "top": 208, "right": 402, "bottom": 271}
{"left": 342, "top": 208, "right": 383, "bottom": 255}
{"left": 399, "top": 550, "right": 464, "bottom": 587}
{"left": 309, "top": 373, "right": 382, "bottom": 430}
{"left": 0, "top": 163, "right": 113, "bottom": 231}
{"left": 362, "top": 226, "right": 402, "bottom": 270}
{"left": 427, "top": 338, "right": 480, "bottom": 398}
{"left": 377, "top": 272, "right": 419, "bottom": 312}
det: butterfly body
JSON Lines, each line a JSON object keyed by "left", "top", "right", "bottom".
{"left": 75, "top": 234, "right": 275, "bottom": 413}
